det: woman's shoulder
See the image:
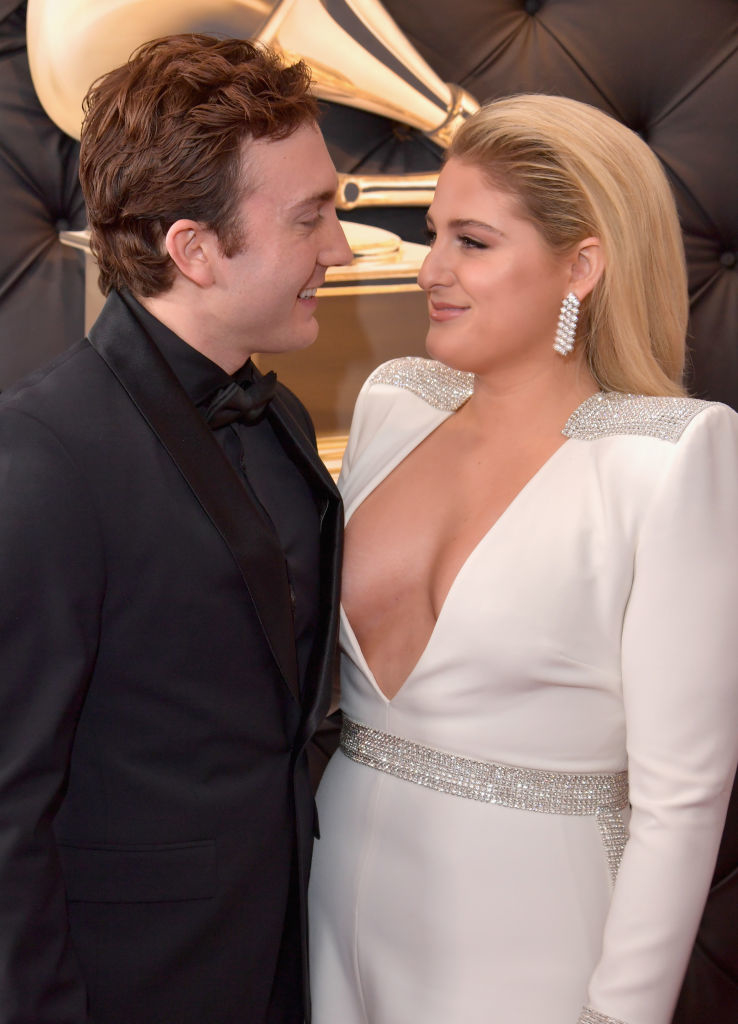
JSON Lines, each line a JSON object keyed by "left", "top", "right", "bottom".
{"left": 339, "top": 357, "right": 469, "bottom": 493}
{"left": 362, "top": 356, "right": 474, "bottom": 412}
{"left": 562, "top": 393, "right": 738, "bottom": 520}
{"left": 562, "top": 391, "right": 736, "bottom": 445}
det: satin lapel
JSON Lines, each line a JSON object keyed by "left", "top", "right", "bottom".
{"left": 266, "top": 390, "right": 340, "bottom": 505}
{"left": 298, "top": 494, "right": 343, "bottom": 746}
{"left": 265, "top": 390, "right": 344, "bottom": 726}
{"left": 87, "top": 294, "right": 300, "bottom": 701}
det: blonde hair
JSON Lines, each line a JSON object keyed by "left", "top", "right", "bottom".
{"left": 448, "top": 95, "right": 687, "bottom": 396}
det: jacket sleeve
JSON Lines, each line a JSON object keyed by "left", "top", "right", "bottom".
{"left": 0, "top": 409, "right": 104, "bottom": 1023}
{"left": 582, "top": 403, "right": 738, "bottom": 1024}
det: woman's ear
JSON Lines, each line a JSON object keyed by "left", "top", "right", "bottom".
{"left": 165, "top": 219, "right": 216, "bottom": 287}
{"left": 568, "top": 236, "right": 604, "bottom": 300}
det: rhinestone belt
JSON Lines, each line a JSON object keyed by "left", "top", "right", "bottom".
{"left": 340, "top": 718, "right": 629, "bottom": 881}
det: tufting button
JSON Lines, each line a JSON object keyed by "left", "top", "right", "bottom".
{"left": 342, "top": 181, "right": 360, "bottom": 205}
{"left": 55, "top": 217, "right": 70, "bottom": 232}
{"left": 719, "top": 251, "right": 736, "bottom": 268}
{"left": 524, "top": 0, "right": 542, "bottom": 12}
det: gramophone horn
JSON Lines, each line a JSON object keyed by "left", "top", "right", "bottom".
{"left": 27, "top": 0, "right": 478, "bottom": 145}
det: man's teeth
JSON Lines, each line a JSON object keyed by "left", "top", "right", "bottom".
{"left": 299, "top": 287, "right": 317, "bottom": 299}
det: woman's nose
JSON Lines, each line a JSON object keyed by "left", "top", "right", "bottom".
{"left": 417, "top": 242, "right": 449, "bottom": 292}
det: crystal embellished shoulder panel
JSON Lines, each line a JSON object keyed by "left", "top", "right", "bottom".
{"left": 367, "top": 356, "right": 474, "bottom": 412}
{"left": 563, "top": 392, "right": 711, "bottom": 443}
{"left": 578, "top": 1008, "right": 628, "bottom": 1024}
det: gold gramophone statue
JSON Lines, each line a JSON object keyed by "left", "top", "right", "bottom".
{"left": 26, "top": 0, "right": 479, "bottom": 450}
{"left": 27, "top": 0, "right": 477, "bottom": 205}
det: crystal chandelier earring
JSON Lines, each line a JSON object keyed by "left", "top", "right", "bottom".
{"left": 553, "top": 292, "right": 580, "bottom": 356}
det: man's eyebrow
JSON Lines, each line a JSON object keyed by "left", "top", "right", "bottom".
{"left": 289, "top": 188, "right": 339, "bottom": 212}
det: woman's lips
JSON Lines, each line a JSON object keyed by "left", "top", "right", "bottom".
{"left": 429, "top": 301, "right": 468, "bottom": 322}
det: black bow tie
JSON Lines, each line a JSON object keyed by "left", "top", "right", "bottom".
{"left": 205, "top": 371, "right": 278, "bottom": 428}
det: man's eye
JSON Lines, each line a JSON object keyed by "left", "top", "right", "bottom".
{"left": 425, "top": 228, "right": 436, "bottom": 245}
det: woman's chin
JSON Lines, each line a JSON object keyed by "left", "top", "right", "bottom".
{"left": 425, "top": 336, "right": 475, "bottom": 374}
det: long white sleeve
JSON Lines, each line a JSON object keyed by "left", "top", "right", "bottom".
{"left": 585, "top": 403, "right": 738, "bottom": 1024}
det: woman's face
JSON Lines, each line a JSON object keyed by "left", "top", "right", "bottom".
{"left": 418, "top": 158, "right": 575, "bottom": 377}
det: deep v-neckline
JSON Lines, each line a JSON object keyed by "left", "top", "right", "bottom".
{"left": 341, "top": 412, "right": 573, "bottom": 704}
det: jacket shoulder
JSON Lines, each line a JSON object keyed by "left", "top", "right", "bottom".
{"left": 366, "top": 356, "right": 474, "bottom": 412}
{"left": 563, "top": 392, "right": 714, "bottom": 443}
{"left": 0, "top": 341, "right": 93, "bottom": 405}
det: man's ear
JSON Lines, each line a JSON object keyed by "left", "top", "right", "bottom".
{"left": 165, "top": 219, "right": 216, "bottom": 287}
{"left": 568, "top": 236, "right": 604, "bottom": 300}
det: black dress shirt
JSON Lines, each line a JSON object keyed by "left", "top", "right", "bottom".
{"left": 120, "top": 290, "right": 320, "bottom": 689}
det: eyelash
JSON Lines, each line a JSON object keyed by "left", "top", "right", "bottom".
{"left": 425, "top": 228, "right": 488, "bottom": 250}
{"left": 459, "top": 235, "right": 487, "bottom": 249}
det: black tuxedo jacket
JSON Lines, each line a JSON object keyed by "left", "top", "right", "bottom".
{"left": 0, "top": 291, "right": 342, "bottom": 1023}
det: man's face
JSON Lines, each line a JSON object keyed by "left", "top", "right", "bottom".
{"left": 207, "top": 123, "right": 352, "bottom": 361}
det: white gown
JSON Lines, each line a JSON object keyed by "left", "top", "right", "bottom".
{"left": 308, "top": 357, "right": 738, "bottom": 1024}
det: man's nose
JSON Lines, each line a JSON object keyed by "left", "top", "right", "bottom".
{"left": 323, "top": 212, "right": 353, "bottom": 267}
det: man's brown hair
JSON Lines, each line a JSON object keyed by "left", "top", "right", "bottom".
{"left": 79, "top": 34, "right": 319, "bottom": 297}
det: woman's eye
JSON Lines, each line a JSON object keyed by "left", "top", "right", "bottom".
{"left": 459, "top": 235, "right": 487, "bottom": 249}
{"left": 424, "top": 229, "right": 487, "bottom": 249}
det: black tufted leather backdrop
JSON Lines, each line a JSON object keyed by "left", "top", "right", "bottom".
{"left": 0, "top": 1, "right": 736, "bottom": 1019}
{"left": 0, "top": 1, "right": 86, "bottom": 386}
{"left": 1, "top": 1, "right": 736, "bottom": 406}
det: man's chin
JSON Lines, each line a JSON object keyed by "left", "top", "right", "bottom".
{"left": 292, "top": 317, "right": 321, "bottom": 351}
{"left": 261, "top": 324, "right": 320, "bottom": 357}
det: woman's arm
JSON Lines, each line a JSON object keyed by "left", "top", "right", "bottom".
{"left": 583, "top": 403, "right": 738, "bottom": 1024}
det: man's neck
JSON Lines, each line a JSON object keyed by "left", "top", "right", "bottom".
{"left": 136, "top": 289, "right": 248, "bottom": 375}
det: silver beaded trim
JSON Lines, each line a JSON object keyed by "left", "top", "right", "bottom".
{"left": 578, "top": 1007, "right": 628, "bottom": 1024}
{"left": 367, "top": 357, "right": 474, "bottom": 411}
{"left": 596, "top": 807, "right": 629, "bottom": 886}
{"left": 341, "top": 719, "right": 629, "bottom": 881}
{"left": 563, "top": 392, "right": 710, "bottom": 442}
